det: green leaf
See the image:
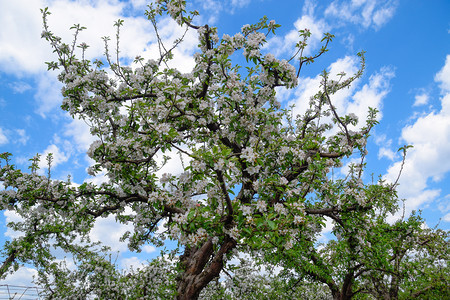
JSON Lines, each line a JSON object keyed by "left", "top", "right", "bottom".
{"left": 267, "top": 220, "right": 276, "bottom": 230}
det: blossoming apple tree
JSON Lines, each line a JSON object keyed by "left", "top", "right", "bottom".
{"left": 259, "top": 169, "right": 449, "bottom": 300}
{"left": 1, "top": 0, "right": 446, "bottom": 299}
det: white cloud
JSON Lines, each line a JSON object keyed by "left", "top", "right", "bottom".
{"left": 189, "top": 0, "right": 253, "bottom": 21}
{"left": 34, "top": 71, "right": 63, "bottom": 117}
{"left": 0, "top": 128, "right": 8, "bottom": 145}
{"left": 266, "top": 10, "right": 329, "bottom": 58}
{"left": 1, "top": 0, "right": 199, "bottom": 116}
{"left": 0, "top": 266, "right": 38, "bottom": 287}
{"left": 438, "top": 194, "right": 450, "bottom": 216}
{"left": 413, "top": 92, "right": 429, "bottom": 106}
{"left": 194, "top": 0, "right": 223, "bottom": 12}
{"left": 9, "top": 81, "right": 32, "bottom": 94}
{"left": 189, "top": 0, "right": 221, "bottom": 23}
{"left": 231, "top": 0, "right": 251, "bottom": 9}
{"left": 143, "top": 16, "right": 197, "bottom": 73}
{"left": 349, "top": 66, "right": 395, "bottom": 122}
{"left": 41, "top": 0, "right": 196, "bottom": 71}
{"left": 342, "top": 33, "right": 355, "bottom": 52}
{"left": 120, "top": 256, "right": 146, "bottom": 270}
{"left": 385, "top": 55, "right": 450, "bottom": 217}
{"left": 325, "top": 0, "right": 398, "bottom": 30}
{"left": 90, "top": 214, "right": 133, "bottom": 253}
{"left": 0, "top": 0, "right": 51, "bottom": 75}
{"left": 0, "top": 127, "right": 30, "bottom": 148}
{"left": 374, "top": 134, "right": 396, "bottom": 160}
{"left": 86, "top": 170, "right": 109, "bottom": 185}
{"left": 129, "top": 0, "right": 148, "bottom": 10}
{"left": 0, "top": 0, "right": 144, "bottom": 75}
{"left": 155, "top": 146, "right": 192, "bottom": 178}
{"left": 318, "top": 216, "right": 334, "bottom": 242}
{"left": 435, "top": 55, "right": 450, "bottom": 92}
{"left": 401, "top": 102, "right": 450, "bottom": 183}
{"left": 0, "top": 0, "right": 189, "bottom": 71}
{"left": 4, "top": 210, "right": 24, "bottom": 239}
{"left": 142, "top": 244, "right": 156, "bottom": 253}
{"left": 371, "top": 5, "right": 396, "bottom": 28}
{"left": 340, "top": 157, "right": 363, "bottom": 177}
{"left": 64, "top": 116, "right": 96, "bottom": 153}
{"left": 15, "top": 129, "right": 29, "bottom": 145}
{"left": 155, "top": 218, "right": 168, "bottom": 235}
{"left": 443, "top": 213, "right": 450, "bottom": 222}
{"left": 37, "top": 144, "right": 70, "bottom": 172}
{"left": 289, "top": 56, "right": 394, "bottom": 130}
{"left": 289, "top": 56, "right": 358, "bottom": 119}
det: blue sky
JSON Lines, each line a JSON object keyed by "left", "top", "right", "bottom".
{"left": 0, "top": 0, "right": 449, "bottom": 286}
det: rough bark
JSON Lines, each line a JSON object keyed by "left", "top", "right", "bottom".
{"left": 176, "top": 236, "right": 237, "bottom": 300}
{"left": 0, "top": 250, "right": 16, "bottom": 277}
{"left": 330, "top": 271, "right": 355, "bottom": 300}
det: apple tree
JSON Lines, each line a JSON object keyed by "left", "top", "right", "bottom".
{"left": 1, "top": 1, "right": 438, "bottom": 299}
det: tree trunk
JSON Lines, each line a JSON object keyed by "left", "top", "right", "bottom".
{"left": 176, "top": 236, "right": 236, "bottom": 300}
{"left": 388, "top": 274, "right": 400, "bottom": 300}
{"left": 332, "top": 290, "right": 354, "bottom": 300}
{"left": 331, "top": 273, "right": 354, "bottom": 300}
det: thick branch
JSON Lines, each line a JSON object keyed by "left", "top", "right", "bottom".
{"left": 107, "top": 92, "right": 157, "bottom": 103}
{"left": 215, "top": 170, "right": 233, "bottom": 224}
{"left": 0, "top": 251, "right": 16, "bottom": 277}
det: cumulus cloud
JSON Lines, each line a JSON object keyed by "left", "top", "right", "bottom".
{"left": 143, "top": 16, "right": 198, "bottom": 73}
{"left": 0, "top": 128, "right": 8, "bottom": 145}
{"left": 129, "top": 0, "right": 148, "bottom": 10}
{"left": 0, "top": 0, "right": 147, "bottom": 75}
{"left": 34, "top": 71, "right": 63, "bottom": 117}
{"left": 375, "top": 134, "right": 395, "bottom": 160}
{"left": 266, "top": 3, "right": 329, "bottom": 57}
{"left": 4, "top": 210, "right": 24, "bottom": 239}
{"left": 325, "top": 0, "right": 398, "bottom": 30}
{"left": 90, "top": 214, "right": 134, "bottom": 253}
{"left": 444, "top": 213, "right": 450, "bottom": 222}
{"left": 267, "top": 0, "right": 397, "bottom": 60}
{"left": 42, "top": 0, "right": 196, "bottom": 72}
{"left": 349, "top": 66, "right": 395, "bottom": 121}
{"left": 318, "top": 216, "right": 334, "bottom": 242}
{"left": 0, "top": 0, "right": 51, "bottom": 75}
{"left": 37, "top": 144, "right": 70, "bottom": 172}
{"left": 385, "top": 55, "right": 450, "bottom": 218}
{"left": 289, "top": 56, "right": 358, "bottom": 118}
{"left": 289, "top": 56, "right": 394, "bottom": 130}
{"left": 438, "top": 194, "right": 450, "bottom": 219}
{"left": 15, "top": 129, "right": 29, "bottom": 145}
{"left": 435, "top": 55, "right": 450, "bottom": 92}
{"left": 121, "top": 256, "right": 146, "bottom": 270}
{"left": 64, "top": 116, "right": 96, "bottom": 153}
{"left": 0, "top": 127, "right": 29, "bottom": 150}
{"left": 0, "top": 266, "right": 38, "bottom": 287}
{"left": 0, "top": 0, "right": 200, "bottom": 116}
{"left": 155, "top": 146, "right": 192, "bottom": 178}
{"left": 142, "top": 244, "right": 156, "bottom": 253}
{"left": 413, "top": 92, "right": 429, "bottom": 107}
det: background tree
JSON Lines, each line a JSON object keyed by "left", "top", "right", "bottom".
{"left": 1, "top": 1, "right": 447, "bottom": 299}
{"left": 256, "top": 150, "right": 449, "bottom": 299}
{"left": 362, "top": 218, "right": 449, "bottom": 300}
